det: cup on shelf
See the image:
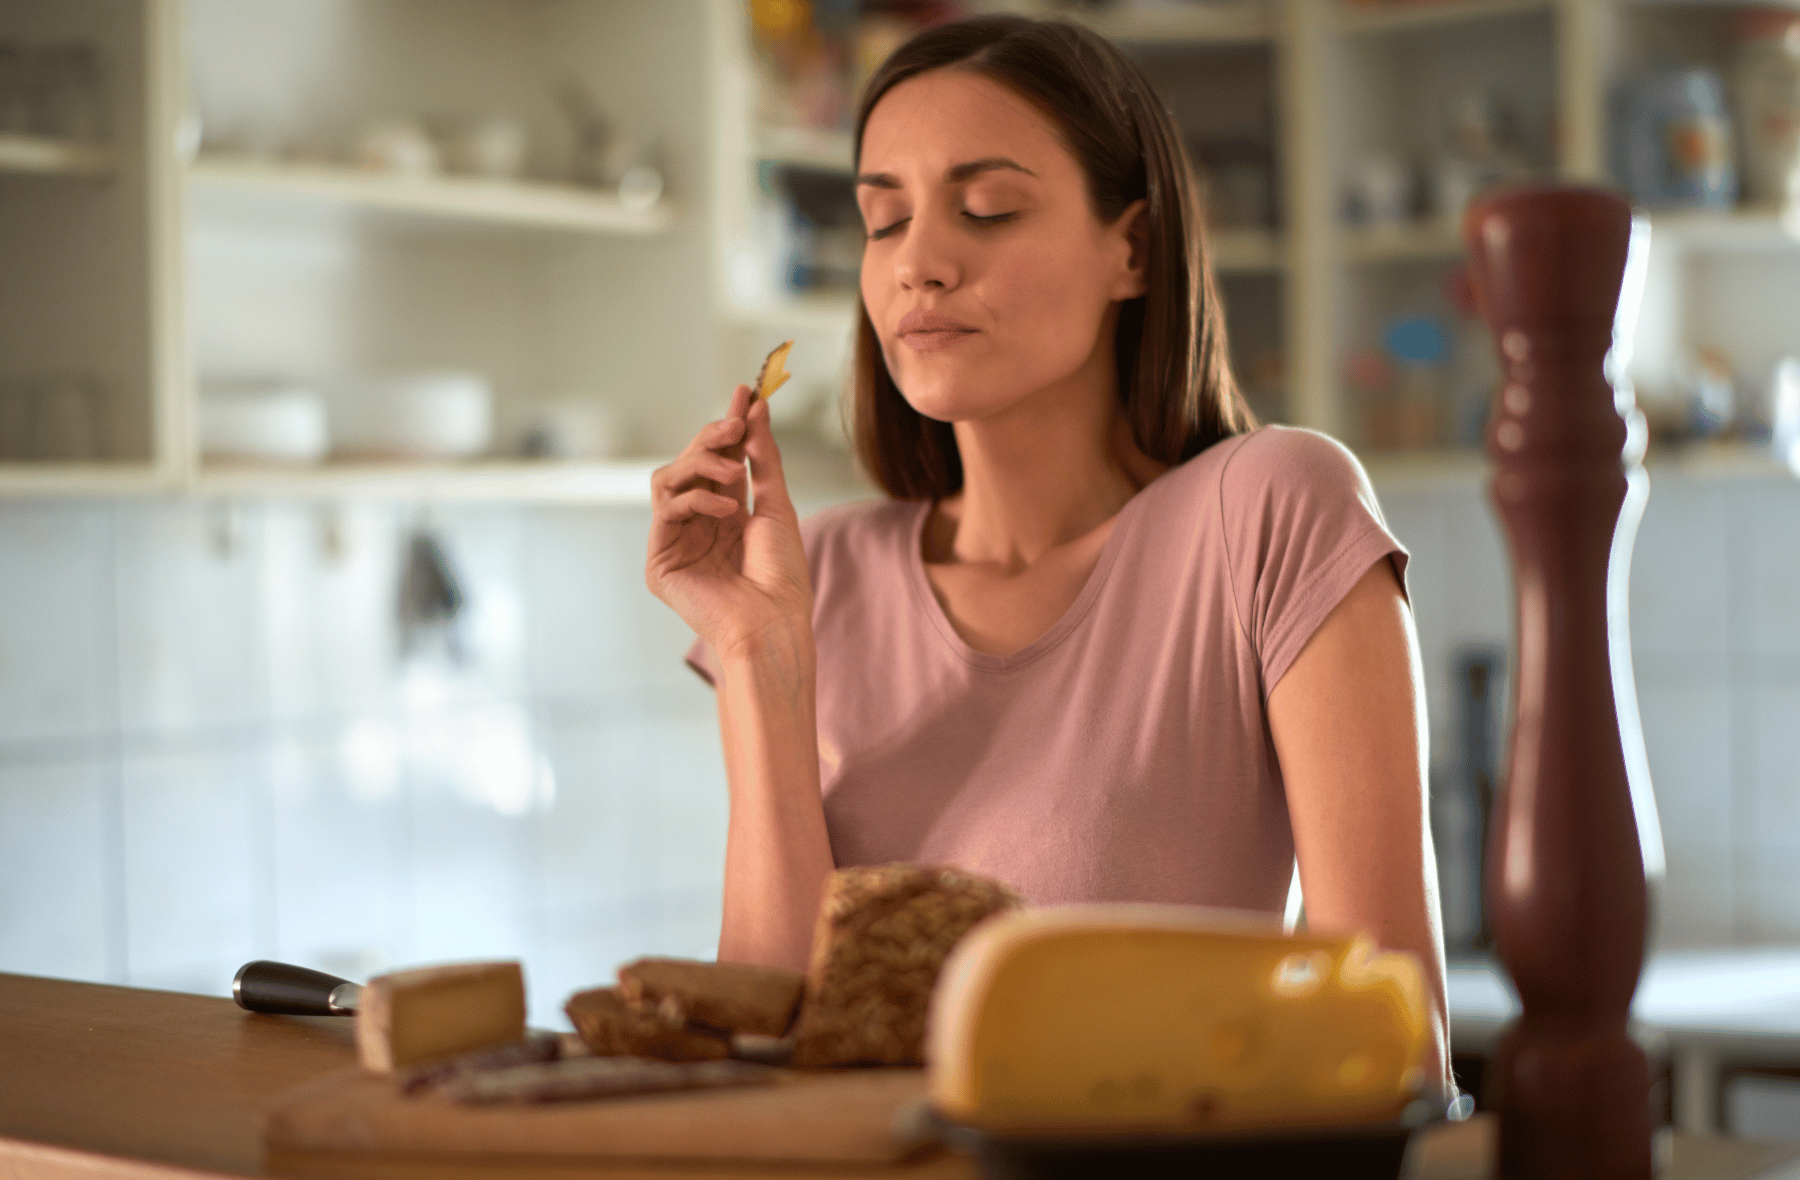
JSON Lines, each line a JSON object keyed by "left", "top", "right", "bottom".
{"left": 1347, "top": 152, "right": 1413, "bottom": 229}
{"left": 333, "top": 371, "right": 493, "bottom": 460}
{"left": 1612, "top": 67, "right": 1737, "bottom": 210}
{"left": 357, "top": 118, "right": 439, "bottom": 177}
{"left": 198, "top": 383, "right": 329, "bottom": 464}
{"left": 516, "top": 399, "right": 626, "bottom": 460}
{"left": 430, "top": 114, "right": 528, "bottom": 179}
{"left": 1732, "top": 10, "right": 1800, "bottom": 209}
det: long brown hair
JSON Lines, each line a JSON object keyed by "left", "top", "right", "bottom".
{"left": 851, "top": 15, "right": 1254, "bottom": 500}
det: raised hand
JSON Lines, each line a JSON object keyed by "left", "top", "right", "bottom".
{"left": 645, "top": 384, "right": 813, "bottom": 663}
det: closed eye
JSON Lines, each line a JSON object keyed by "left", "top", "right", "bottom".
{"left": 868, "top": 211, "right": 1018, "bottom": 242}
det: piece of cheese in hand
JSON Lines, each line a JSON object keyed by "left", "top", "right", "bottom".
{"left": 754, "top": 340, "right": 792, "bottom": 401}
{"left": 926, "top": 905, "right": 1429, "bottom": 1134}
{"left": 356, "top": 960, "right": 527, "bottom": 1073}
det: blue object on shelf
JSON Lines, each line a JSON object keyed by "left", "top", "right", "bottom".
{"left": 1383, "top": 315, "right": 1450, "bottom": 367}
{"left": 1611, "top": 67, "right": 1738, "bottom": 209}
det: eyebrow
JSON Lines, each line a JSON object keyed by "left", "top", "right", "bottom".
{"left": 855, "top": 156, "right": 1037, "bottom": 189}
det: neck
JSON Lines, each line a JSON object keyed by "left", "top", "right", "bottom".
{"left": 938, "top": 327, "right": 1166, "bottom": 571}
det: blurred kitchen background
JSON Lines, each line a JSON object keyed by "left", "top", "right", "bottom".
{"left": 1, "top": 0, "right": 1798, "bottom": 1136}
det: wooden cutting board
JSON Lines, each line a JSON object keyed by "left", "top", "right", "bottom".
{"left": 264, "top": 1065, "right": 977, "bottom": 1179}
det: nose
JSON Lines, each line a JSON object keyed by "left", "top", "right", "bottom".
{"left": 893, "top": 209, "right": 961, "bottom": 293}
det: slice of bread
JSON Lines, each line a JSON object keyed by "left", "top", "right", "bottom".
{"left": 616, "top": 958, "right": 804, "bottom": 1037}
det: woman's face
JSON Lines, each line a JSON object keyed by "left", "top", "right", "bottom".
{"left": 856, "top": 69, "right": 1145, "bottom": 425}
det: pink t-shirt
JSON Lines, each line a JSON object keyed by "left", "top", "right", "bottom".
{"left": 686, "top": 426, "right": 1405, "bottom": 915}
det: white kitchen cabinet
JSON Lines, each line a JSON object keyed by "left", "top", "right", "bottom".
{"left": 1, "top": 0, "right": 1794, "bottom": 502}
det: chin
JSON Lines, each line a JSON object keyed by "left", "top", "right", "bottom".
{"left": 891, "top": 365, "right": 1020, "bottom": 425}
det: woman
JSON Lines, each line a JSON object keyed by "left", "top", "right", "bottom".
{"left": 648, "top": 16, "right": 1450, "bottom": 1086}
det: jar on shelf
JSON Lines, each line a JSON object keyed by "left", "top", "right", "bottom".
{"left": 1611, "top": 66, "right": 1737, "bottom": 210}
{"left": 1731, "top": 9, "right": 1800, "bottom": 209}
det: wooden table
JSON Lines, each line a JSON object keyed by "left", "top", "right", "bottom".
{"left": 5, "top": 973, "right": 1799, "bottom": 1180}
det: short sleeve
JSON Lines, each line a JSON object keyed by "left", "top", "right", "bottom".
{"left": 1218, "top": 427, "right": 1408, "bottom": 699}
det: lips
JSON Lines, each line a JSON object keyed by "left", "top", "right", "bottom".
{"left": 897, "top": 309, "right": 978, "bottom": 352}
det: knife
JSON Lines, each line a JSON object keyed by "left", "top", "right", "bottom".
{"left": 233, "top": 960, "right": 362, "bottom": 1016}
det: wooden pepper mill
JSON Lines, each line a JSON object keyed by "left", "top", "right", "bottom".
{"left": 1462, "top": 186, "right": 1656, "bottom": 1180}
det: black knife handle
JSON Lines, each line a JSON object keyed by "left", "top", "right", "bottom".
{"left": 233, "top": 960, "right": 359, "bottom": 1016}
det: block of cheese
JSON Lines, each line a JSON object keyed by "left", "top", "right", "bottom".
{"left": 356, "top": 960, "right": 526, "bottom": 1074}
{"left": 789, "top": 864, "right": 1023, "bottom": 1068}
{"left": 926, "top": 905, "right": 1429, "bottom": 1134}
{"left": 616, "top": 958, "right": 804, "bottom": 1037}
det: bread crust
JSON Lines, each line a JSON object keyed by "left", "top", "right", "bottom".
{"left": 564, "top": 987, "right": 731, "bottom": 1062}
{"left": 789, "top": 864, "right": 1023, "bottom": 1067}
{"left": 617, "top": 958, "right": 804, "bottom": 1037}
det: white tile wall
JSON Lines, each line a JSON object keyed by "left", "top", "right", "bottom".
{"left": 1629, "top": 481, "right": 1732, "bottom": 678}
{"left": 0, "top": 503, "right": 115, "bottom": 746}
{"left": 120, "top": 742, "right": 268, "bottom": 994}
{"left": 404, "top": 699, "right": 544, "bottom": 966}
{"left": 263, "top": 503, "right": 404, "bottom": 721}
{"left": 1635, "top": 680, "right": 1735, "bottom": 857}
{"left": 1368, "top": 468, "right": 1800, "bottom": 955}
{"left": 0, "top": 758, "right": 114, "bottom": 981}
{"left": 522, "top": 507, "right": 698, "bottom": 700}
{"left": 1734, "top": 481, "right": 1800, "bottom": 669}
{"left": 269, "top": 721, "right": 412, "bottom": 980}
{"left": 114, "top": 503, "right": 268, "bottom": 736}
{"left": 0, "top": 471, "right": 1795, "bottom": 1007}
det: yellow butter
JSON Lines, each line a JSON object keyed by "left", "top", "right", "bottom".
{"left": 356, "top": 960, "right": 526, "bottom": 1073}
{"left": 926, "top": 905, "right": 1428, "bottom": 1134}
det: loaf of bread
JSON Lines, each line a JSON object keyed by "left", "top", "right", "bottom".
{"left": 789, "top": 864, "right": 1023, "bottom": 1067}
{"left": 563, "top": 987, "right": 730, "bottom": 1062}
{"left": 617, "top": 958, "right": 804, "bottom": 1037}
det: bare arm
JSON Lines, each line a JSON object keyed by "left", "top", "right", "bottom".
{"left": 1267, "top": 558, "right": 1453, "bottom": 1094}
{"left": 714, "top": 630, "right": 834, "bottom": 969}
{"left": 646, "top": 387, "right": 833, "bottom": 971}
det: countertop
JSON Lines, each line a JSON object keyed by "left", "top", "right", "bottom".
{"left": 1449, "top": 949, "right": 1800, "bottom": 1133}
{"left": 5, "top": 972, "right": 1800, "bottom": 1180}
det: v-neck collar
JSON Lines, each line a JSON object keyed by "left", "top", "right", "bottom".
{"left": 903, "top": 479, "right": 1156, "bottom": 673}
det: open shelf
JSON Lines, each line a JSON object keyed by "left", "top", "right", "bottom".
{"left": 1338, "top": 0, "right": 1553, "bottom": 34}
{"left": 0, "top": 133, "right": 117, "bottom": 179}
{"left": 193, "top": 458, "right": 664, "bottom": 503}
{"left": 185, "top": 157, "right": 674, "bottom": 236}
{"left": 752, "top": 126, "right": 855, "bottom": 174}
{"left": 0, "top": 464, "right": 167, "bottom": 497}
{"left": 1212, "top": 228, "right": 1286, "bottom": 273}
{"left": 1072, "top": 0, "right": 1277, "bottom": 44}
{"left": 1649, "top": 207, "right": 1800, "bottom": 255}
{"left": 1360, "top": 442, "right": 1797, "bottom": 487}
{"left": 1343, "top": 221, "right": 1465, "bottom": 264}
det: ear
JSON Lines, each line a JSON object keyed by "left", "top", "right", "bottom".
{"left": 1109, "top": 198, "right": 1150, "bottom": 301}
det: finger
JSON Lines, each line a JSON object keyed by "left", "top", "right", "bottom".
{"left": 719, "top": 384, "right": 755, "bottom": 460}
{"left": 652, "top": 449, "right": 747, "bottom": 497}
{"left": 667, "top": 415, "right": 743, "bottom": 467}
{"left": 653, "top": 486, "right": 741, "bottom": 525}
{"left": 742, "top": 397, "right": 797, "bottom": 521}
